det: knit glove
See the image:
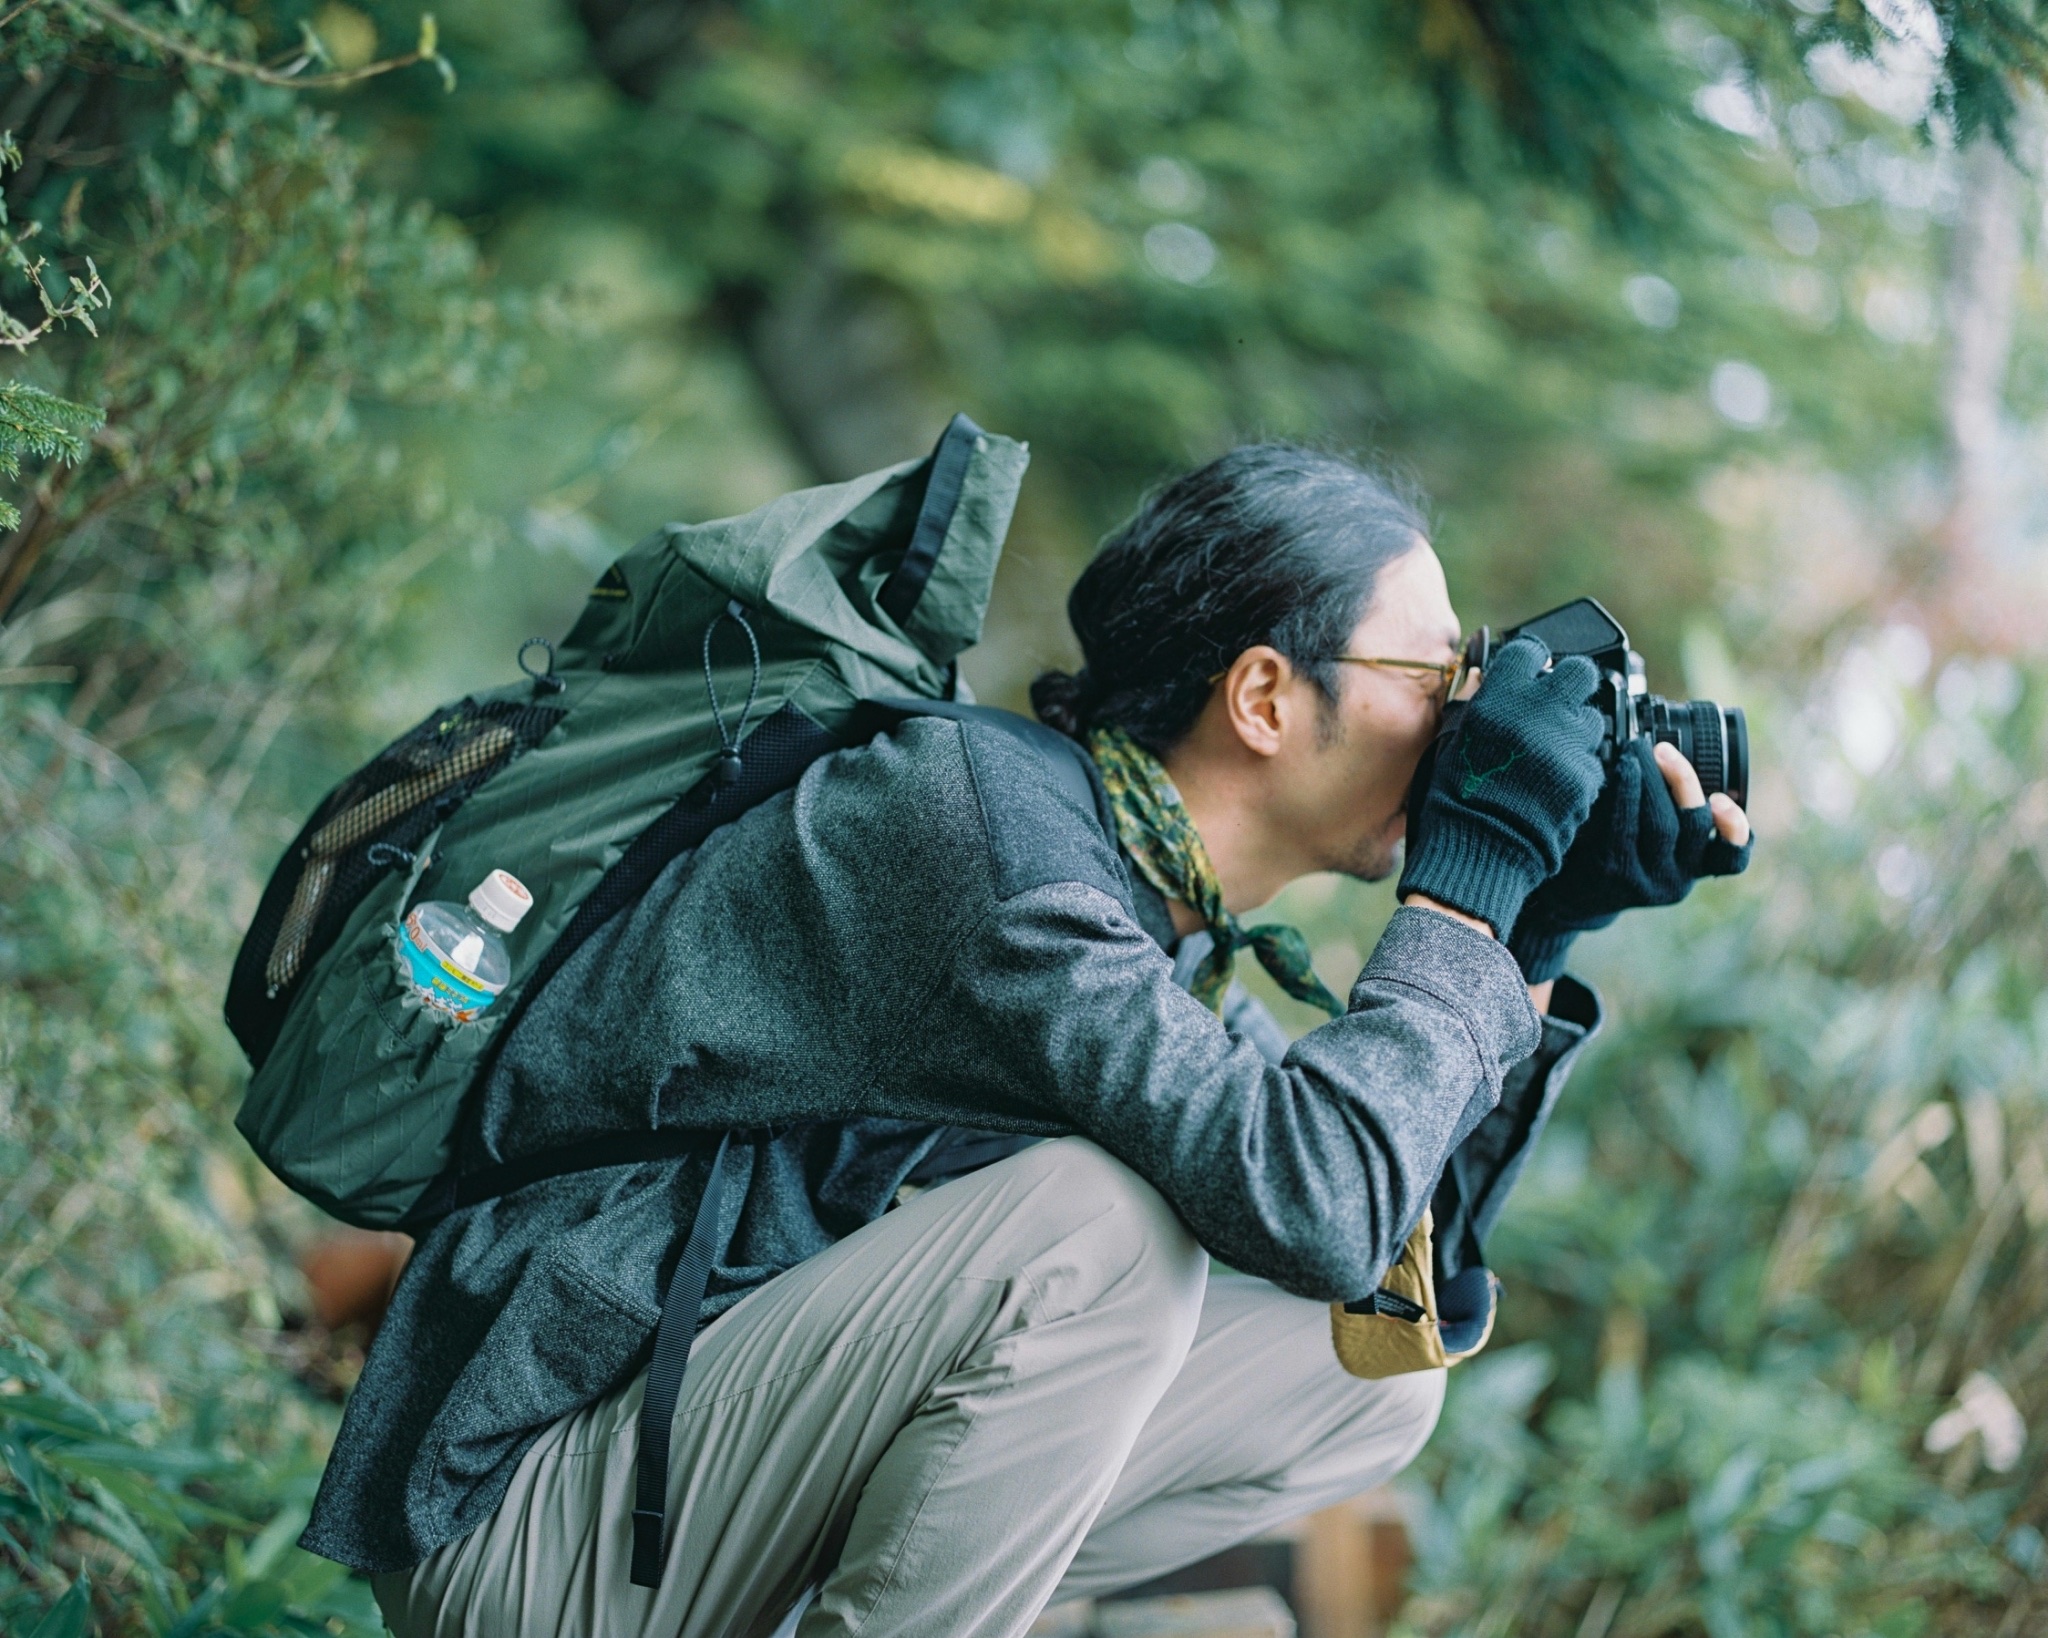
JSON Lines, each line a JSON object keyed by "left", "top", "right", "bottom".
{"left": 1507, "top": 736, "right": 1754, "bottom": 981}
{"left": 1398, "top": 635, "right": 1606, "bottom": 940}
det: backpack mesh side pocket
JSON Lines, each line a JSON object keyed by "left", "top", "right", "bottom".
{"left": 226, "top": 697, "right": 564, "bottom": 1068}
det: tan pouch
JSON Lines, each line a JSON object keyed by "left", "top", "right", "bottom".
{"left": 1329, "top": 1210, "right": 1498, "bottom": 1378}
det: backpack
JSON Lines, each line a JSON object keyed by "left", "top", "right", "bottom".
{"left": 226, "top": 414, "right": 1041, "bottom": 1231}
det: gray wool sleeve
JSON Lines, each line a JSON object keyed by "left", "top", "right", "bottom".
{"left": 904, "top": 892, "right": 1542, "bottom": 1302}
{"left": 1170, "top": 932, "right": 1298, "bottom": 1065}
{"left": 1219, "top": 980, "right": 1294, "bottom": 1065}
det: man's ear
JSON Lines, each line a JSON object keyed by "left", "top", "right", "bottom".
{"left": 1221, "top": 645, "right": 1294, "bottom": 759}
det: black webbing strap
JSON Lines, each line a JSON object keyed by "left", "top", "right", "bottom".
{"left": 499, "top": 702, "right": 833, "bottom": 1032}
{"left": 878, "top": 413, "right": 981, "bottom": 627}
{"left": 630, "top": 1131, "right": 732, "bottom": 1589}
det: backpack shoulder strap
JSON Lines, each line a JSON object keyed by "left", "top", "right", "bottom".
{"left": 408, "top": 699, "right": 1111, "bottom": 1229}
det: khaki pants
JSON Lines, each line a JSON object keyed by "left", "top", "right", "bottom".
{"left": 374, "top": 1138, "right": 1444, "bottom": 1638}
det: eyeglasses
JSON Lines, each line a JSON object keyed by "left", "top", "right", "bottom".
{"left": 1329, "top": 653, "right": 1466, "bottom": 705}
{"left": 1203, "top": 649, "right": 1470, "bottom": 705}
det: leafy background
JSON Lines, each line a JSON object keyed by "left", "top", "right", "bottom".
{"left": 2, "top": 1, "right": 2045, "bottom": 1633}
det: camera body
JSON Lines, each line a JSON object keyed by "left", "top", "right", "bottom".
{"left": 1465, "top": 597, "right": 1748, "bottom": 808}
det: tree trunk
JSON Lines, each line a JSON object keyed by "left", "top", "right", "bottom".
{"left": 729, "top": 263, "right": 953, "bottom": 482}
{"left": 1933, "top": 136, "right": 2039, "bottom": 645}
{"left": 1940, "top": 138, "right": 2022, "bottom": 572}
{"left": 565, "top": 3, "right": 952, "bottom": 483}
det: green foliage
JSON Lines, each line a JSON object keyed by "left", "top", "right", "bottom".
{"left": 334, "top": 0, "right": 1982, "bottom": 683}
{"left": 0, "top": 125, "right": 109, "bottom": 531}
{"left": 6, "top": 0, "right": 2048, "bottom": 1632}
{"left": 1377, "top": 1, "right": 2048, "bottom": 219}
{"left": 0, "top": 1341, "right": 382, "bottom": 1636}
{"left": 0, "top": 382, "right": 99, "bottom": 472}
{"left": 1915, "top": 0, "right": 2048, "bottom": 148}
{"left": 0, "top": 3, "right": 514, "bottom": 1629}
{"left": 0, "top": 384, "right": 102, "bottom": 531}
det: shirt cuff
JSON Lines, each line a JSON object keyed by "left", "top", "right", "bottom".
{"left": 1357, "top": 904, "right": 1543, "bottom": 1072}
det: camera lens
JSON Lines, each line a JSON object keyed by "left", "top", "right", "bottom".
{"left": 1680, "top": 701, "right": 1726, "bottom": 796}
{"left": 1722, "top": 708, "right": 1749, "bottom": 810}
{"left": 1642, "top": 697, "right": 1749, "bottom": 809}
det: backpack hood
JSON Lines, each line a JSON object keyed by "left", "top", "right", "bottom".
{"left": 559, "top": 414, "right": 1028, "bottom": 692}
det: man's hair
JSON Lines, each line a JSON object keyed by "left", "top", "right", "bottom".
{"left": 1032, "top": 443, "right": 1429, "bottom": 753}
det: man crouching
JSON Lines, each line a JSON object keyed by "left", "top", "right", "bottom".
{"left": 310, "top": 445, "right": 1748, "bottom": 1637}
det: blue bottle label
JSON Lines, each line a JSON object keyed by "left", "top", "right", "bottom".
{"left": 398, "top": 909, "right": 502, "bottom": 1022}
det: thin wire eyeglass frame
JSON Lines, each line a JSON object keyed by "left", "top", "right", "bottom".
{"left": 1204, "top": 649, "right": 1472, "bottom": 706}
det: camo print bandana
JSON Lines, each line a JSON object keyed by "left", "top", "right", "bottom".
{"left": 1086, "top": 726, "right": 1345, "bottom": 1019}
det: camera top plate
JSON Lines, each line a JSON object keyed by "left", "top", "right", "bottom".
{"left": 1500, "top": 597, "right": 1630, "bottom": 676}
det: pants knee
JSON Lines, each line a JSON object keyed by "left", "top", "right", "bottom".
{"left": 1384, "top": 1365, "right": 1446, "bottom": 1466}
{"left": 1017, "top": 1138, "right": 1207, "bottom": 1344}
{"left": 1335, "top": 1365, "right": 1445, "bottom": 1486}
{"left": 1260, "top": 1362, "right": 1445, "bottom": 1522}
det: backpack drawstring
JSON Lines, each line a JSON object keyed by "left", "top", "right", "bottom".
{"left": 518, "top": 637, "right": 565, "bottom": 696}
{"left": 702, "top": 601, "right": 762, "bottom": 787}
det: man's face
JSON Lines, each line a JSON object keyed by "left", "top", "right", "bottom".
{"left": 1265, "top": 542, "right": 1462, "bottom": 883}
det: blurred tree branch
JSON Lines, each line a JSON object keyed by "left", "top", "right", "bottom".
{"left": 1409, "top": 0, "right": 2048, "bottom": 223}
{"left": 61, "top": 0, "right": 458, "bottom": 93}
{"left": 0, "top": 129, "right": 105, "bottom": 545}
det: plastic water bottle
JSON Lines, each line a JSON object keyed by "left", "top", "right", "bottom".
{"left": 396, "top": 868, "right": 532, "bottom": 1022}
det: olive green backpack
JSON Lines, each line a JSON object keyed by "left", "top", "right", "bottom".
{"left": 227, "top": 415, "right": 1029, "bottom": 1230}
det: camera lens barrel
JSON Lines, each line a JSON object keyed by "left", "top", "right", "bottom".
{"left": 1491, "top": 599, "right": 1751, "bottom": 809}
{"left": 1640, "top": 696, "right": 1749, "bottom": 809}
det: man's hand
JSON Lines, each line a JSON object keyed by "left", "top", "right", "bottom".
{"left": 1398, "top": 635, "right": 1607, "bottom": 940}
{"left": 1506, "top": 735, "right": 1754, "bottom": 982}
{"left": 1653, "top": 740, "right": 1751, "bottom": 848}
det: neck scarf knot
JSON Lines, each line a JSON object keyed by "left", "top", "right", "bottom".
{"left": 1086, "top": 726, "right": 1344, "bottom": 1019}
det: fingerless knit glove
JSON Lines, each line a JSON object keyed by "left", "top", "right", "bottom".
{"left": 1397, "top": 635, "right": 1606, "bottom": 940}
{"left": 1507, "top": 735, "right": 1755, "bottom": 981}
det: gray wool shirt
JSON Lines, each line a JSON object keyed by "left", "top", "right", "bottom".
{"left": 302, "top": 715, "right": 1597, "bottom": 1573}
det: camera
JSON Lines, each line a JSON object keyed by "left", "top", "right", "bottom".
{"left": 1463, "top": 597, "right": 1749, "bottom": 808}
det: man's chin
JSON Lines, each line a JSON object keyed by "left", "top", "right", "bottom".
{"left": 1336, "top": 836, "right": 1402, "bottom": 885}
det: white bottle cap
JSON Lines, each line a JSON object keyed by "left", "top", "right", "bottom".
{"left": 468, "top": 869, "right": 533, "bottom": 933}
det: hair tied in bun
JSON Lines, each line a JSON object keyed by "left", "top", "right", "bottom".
{"left": 1030, "top": 668, "right": 1099, "bottom": 739}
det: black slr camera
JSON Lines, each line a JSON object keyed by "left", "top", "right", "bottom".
{"left": 1462, "top": 597, "right": 1749, "bottom": 808}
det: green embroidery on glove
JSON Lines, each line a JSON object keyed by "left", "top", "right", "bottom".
{"left": 1459, "top": 744, "right": 1524, "bottom": 799}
